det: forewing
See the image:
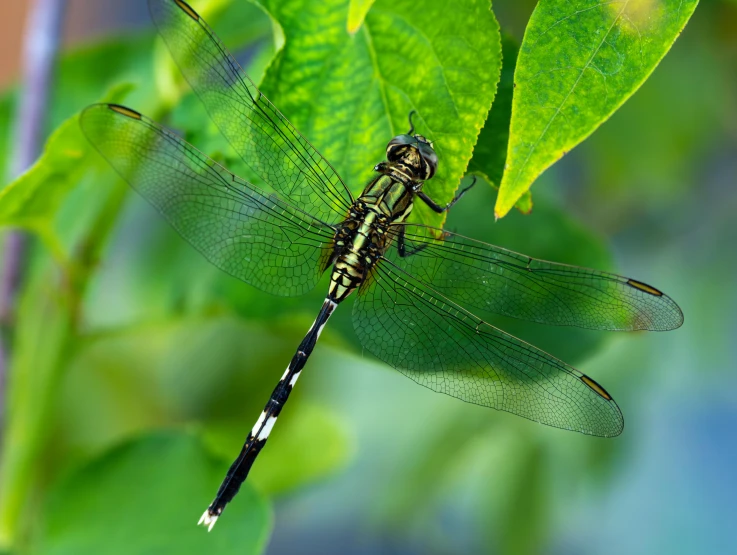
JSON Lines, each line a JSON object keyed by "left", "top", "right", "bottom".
{"left": 80, "top": 103, "right": 334, "bottom": 296}
{"left": 386, "top": 224, "right": 683, "bottom": 331}
{"left": 353, "top": 259, "right": 624, "bottom": 437}
{"left": 148, "top": 0, "right": 354, "bottom": 223}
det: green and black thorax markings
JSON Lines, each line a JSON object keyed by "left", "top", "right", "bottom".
{"left": 329, "top": 132, "right": 440, "bottom": 302}
{"left": 80, "top": 0, "right": 684, "bottom": 533}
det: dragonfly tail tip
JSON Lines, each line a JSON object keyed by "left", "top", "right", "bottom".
{"left": 198, "top": 509, "right": 219, "bottom": 532}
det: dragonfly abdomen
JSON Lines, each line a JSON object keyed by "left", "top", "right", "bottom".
{"left": 329, "top": 198, "right": 397, "bottom": 302}
{"left": 329, "top": 224, "right": 379, "bottom": 301}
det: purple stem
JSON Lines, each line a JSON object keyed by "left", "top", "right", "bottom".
{"left": 0, "top": 0, "right": 68, "bottom": 437}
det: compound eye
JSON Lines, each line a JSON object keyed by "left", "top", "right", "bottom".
{"left": 418, "top": 143, "right": 438, "bottom": 179}
{"left": 386, "top": 134, "right": 414, "bottom": 161}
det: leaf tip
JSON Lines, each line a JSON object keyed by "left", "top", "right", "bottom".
{"left": 494, "top": 200, "right": 511, "bottom": 220}
{"left": 346, "top": 0, "right": 374, "bottom": 35}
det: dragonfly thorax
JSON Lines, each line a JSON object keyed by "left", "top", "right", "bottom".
{"left": 386, "top": 133, "right": 438, "bottom": 181}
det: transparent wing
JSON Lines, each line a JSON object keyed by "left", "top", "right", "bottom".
{"left": 353, "top": 259, "right": 624, "bottom": 437}
{"left": 148, "top": 0, "right": 354, "bottom": 223}
{"left": 386, "top": 224, "right": 683, "bottom": 331}
{"left": 80, "top": 103, "right": 335, "bottom": 296}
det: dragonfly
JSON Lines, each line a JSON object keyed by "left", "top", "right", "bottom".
{"left": 80, "top": 0, "right": 683, "bottom": 531}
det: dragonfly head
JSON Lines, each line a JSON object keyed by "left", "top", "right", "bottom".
{"left": 386, "top": 134, "right": 438, "bottom": 181}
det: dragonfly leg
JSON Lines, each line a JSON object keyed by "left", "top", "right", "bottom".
{"left": 199, "top": 297, "right": 337, "bottom": 531}
{"left": 417, "top": 176, "right": 477, "bottom": 214}
{"left": 397, "top": 225, "right": 430, "bottom": 258}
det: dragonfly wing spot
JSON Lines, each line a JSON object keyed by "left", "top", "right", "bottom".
{"left": 626, "top": 278, "right": 663, "bottom": 297}
{"left": 580, "top": 374, "right": 612, "bottom": 401}
{"left": 173, "top": 0, "right": 200, "bottom": 21}
{"left": 108, "top": 104, "right": 141, "bottom": 120}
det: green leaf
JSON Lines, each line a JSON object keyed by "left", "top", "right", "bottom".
{"left": 0, "top": 84, "right": 133, "bottom": 240}
{"left": 204, "top": 403, "right": 354, "bottom": 496}
{"left": 258, "top": 0, "right": 501, "bottom": 228}
{"left": 36, "top": 431, "right": 272, "bottom": 555}
{"left": 347, "top": 0, "right": 375, "bottom": 33}
{"left": 495, "top": 0, "right": 699, "bottom": 218}
{"left": 0, "top": 112, "right": 86, "bottom": 234}
{"left": 468, "top": 34, "right": 532, "bottom": 214}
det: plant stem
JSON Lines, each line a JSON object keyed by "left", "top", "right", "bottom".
{"left": 0, "top": 0, "right": 67, "bottom": 549}
{"left": 0, "top": 0, "right": 68, "bottom": 447}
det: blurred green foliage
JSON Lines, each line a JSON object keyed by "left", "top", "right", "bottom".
{"left": 0, "top": 0, "right": 715, "bottom": 553}
{"left": 38, "top": 431, "right": 272, "bottom": 555}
